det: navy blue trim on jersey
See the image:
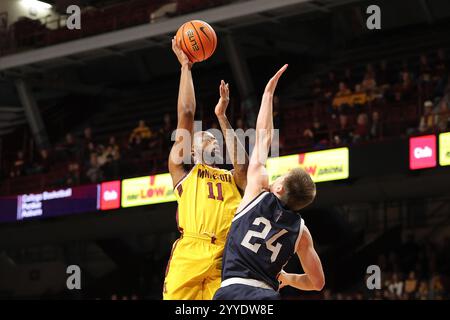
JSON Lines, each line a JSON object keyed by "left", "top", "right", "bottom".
{"left": 233, "top": 191, "right": 270, "bottom": 222}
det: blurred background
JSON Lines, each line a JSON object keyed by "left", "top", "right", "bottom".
{"left": 0, "top": 0, "right": 449, "bottom": 300}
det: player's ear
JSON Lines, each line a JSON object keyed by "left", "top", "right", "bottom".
{"left": 275, "top": 181, "right": 284, "bottom": 194}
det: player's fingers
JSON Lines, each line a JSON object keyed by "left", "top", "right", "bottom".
{"left": 270, "top": 64, "right": 288, "bottom": 83}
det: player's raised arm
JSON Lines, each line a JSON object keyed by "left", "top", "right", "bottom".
{"left": 215, "top": 81, "right": 249, "bottom": 191}
{"left": 242, "top": 65, "right": 288, "bottom": 201}
{"left": 168, "top": 37, "right": 196, "bottom": 187}
{"left": 278, "top": 226, "right": 325, "bottom": 291}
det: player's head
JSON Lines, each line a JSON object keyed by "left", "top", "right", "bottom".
{"left": 192, "top": 131, "right": 221, "bottom": 165}
{"left": 270, "top": 168, "right": 316, "bottom": 211}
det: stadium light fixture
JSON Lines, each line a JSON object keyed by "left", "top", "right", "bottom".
{"left": 20, "top": 0, "right": 52, "bottom": 11}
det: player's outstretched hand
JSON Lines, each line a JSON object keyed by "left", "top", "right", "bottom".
{"left": 172, "top": 37, "right": 192, "bottom": 68}
{"left": 264, "top": 64, "right": 288, "bottom": 95}
{"left": 215, "top": 80, "right": 230, "bottom": 117}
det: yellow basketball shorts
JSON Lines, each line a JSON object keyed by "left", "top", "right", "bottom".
{"left": 163, "top": 234, "right": 225, "bottom": 300}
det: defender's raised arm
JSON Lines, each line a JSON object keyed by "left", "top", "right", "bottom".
{"left": 238, "top": 65, "right": 288, "bottom": 207}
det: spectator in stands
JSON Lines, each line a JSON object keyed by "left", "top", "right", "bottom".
{"left": 394, "top": 71, "right": 414, "bottom": 101}
{"left": 353, "top": 113, "right": 369, "bottom": 143}
{"left": 352, "top": 84, "right": 368, "bottom": 109}
{"left": 65, "top": 161, "right": 80, "bottom": 186}
{"left": 107, "top": 136, "right": 120, "bottom": 156}
{"left": 336, "top": 81, "right": 352, "bottom": 97}
{"left": 369, "top": 111, "right": 382, "bottom": 140}
{"left": 404, "top": 271, "right": 418, "bottom": 299}
{"left": 434, "top": 95, "right": 450, "bottom": 132}
{"left": 434, "top": 49, "right": 447, "bottom": 85}
{"left": 82, "top": 127, "right": 95, "bottom": 147}
{"left": 303, "top": 118, "right": 329, "bottom": 147}
{"left": 323, "top": 71, "right": 337, "bottom": 99}
{"left": 361, "top": 72, "right": 378, "bottom": 100}
{"left": 149, "top": 125, "right": 162, "bottom": 151}
{"left": 418, "top": 54, "right": 434, "bottom": 100}
{"left": 333, "top": 114, "right": 352, "bottom": 145}
{"left": 96, "top": 145, "right": 108, "bottom": 166}
{"left": 399, "top": 60, "right": 411, "bottom": 77}
{"left": 429, "top": 274, "right": 445, "bottom": 299}
{"left": 159, "top": 113, "right": 174, "bottom": 152}
{"left": 9, "top": 151, "right": 26, "bottom": 178}
{"left": 59, "top": 133, "right": 79, "bottom": 160}
{"left": 418, "top": 100, "right": 435, "bottom": 133}
{"left": 355, "top": 293, "right": 364, "bottom": 300}
{"left": 86, "top": 153, "right": 103, "bottom": 183}
{"left": 129, "top": 120, "right": 152, "bottom": 145}
{"left": 416, "top": 280, "right": 430, "bottom": 300}
{"left": 80, "top": 128, "right": 95, "bottom": 162}
{"left": 83, "top": 142, "right": 97, "bottom": 166}
{"left": 128, "top": 135, "right": 144, "bottom": 159}
{"left": 332, "top": 82, "right": 352, "bottom": 114}
{"left": 418, "top": 54, "right": 432, "bottom": 83}
{"left": 34, "top": 149, "right": 51, "bottom": 174}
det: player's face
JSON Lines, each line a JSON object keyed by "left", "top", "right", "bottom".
{"left": 193, "top": 131, "right": 221, "bottom": 164}
{"left": 202, "top": 133, "right": 220, "bottom": 157}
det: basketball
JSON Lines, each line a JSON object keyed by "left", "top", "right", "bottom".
{"left": 175, "top": 20, "right": 217, "bottom": 63}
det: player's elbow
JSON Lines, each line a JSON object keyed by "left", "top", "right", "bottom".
{"left": 179, "top": 105, "right": 195, "bottom": 118}
{"left": 311, "top": 276, "right": 325, "bottom": 291}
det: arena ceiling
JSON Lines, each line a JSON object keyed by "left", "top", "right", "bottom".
{"left": 0, "top": 0, "right": 450, "bottom": 135}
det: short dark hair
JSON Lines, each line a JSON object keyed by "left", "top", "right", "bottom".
{"left": 281, "top": 168, "right": 316, "bottom": 211}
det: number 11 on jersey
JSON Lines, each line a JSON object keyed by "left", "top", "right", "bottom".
{"left": 207, "top": 182, "right": 224, "bottom": 201}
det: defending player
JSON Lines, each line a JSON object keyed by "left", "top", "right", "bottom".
{"left": 214, "top": 65, "right": 325, "bottom": 300}
{"left": 163, "top": 37, "right": 249, "bottom": 300}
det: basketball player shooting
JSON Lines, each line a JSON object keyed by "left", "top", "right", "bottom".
{"left": 213, "top": 65, "right": 325, "bottom": 300}
{"left": 163, "top": 37, "right": 248, "bottom": 300}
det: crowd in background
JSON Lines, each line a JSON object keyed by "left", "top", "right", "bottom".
{"left": 321, "top": 235, "right": 450, "bottom": 300}
{"left": 2, "top": 49, "right": 450, "bottom": 189}
{"left": 6, "top": 113, "right": 175, "bottom": 187}
{"left": 301, "top": 49, "right": 449, "bottom": 148}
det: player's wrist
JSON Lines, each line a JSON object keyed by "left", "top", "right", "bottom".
{"left": 181, "top": 62, "right": 192, "bottom": 70}
{"left": 215, "top": 110, "right": 227, "bottom": 118}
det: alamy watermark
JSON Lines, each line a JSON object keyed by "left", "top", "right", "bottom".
{"left": 66, "top": 265, "right": 81, "bottom": 290}
{"left": 366, "top": 5, "right": 381, "bottom": 30}
{"left": 366, "top": 265, "right": 381, "bottom": 290}
{"left": 169, "top": 120, "right": 279, "bottom": 166}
